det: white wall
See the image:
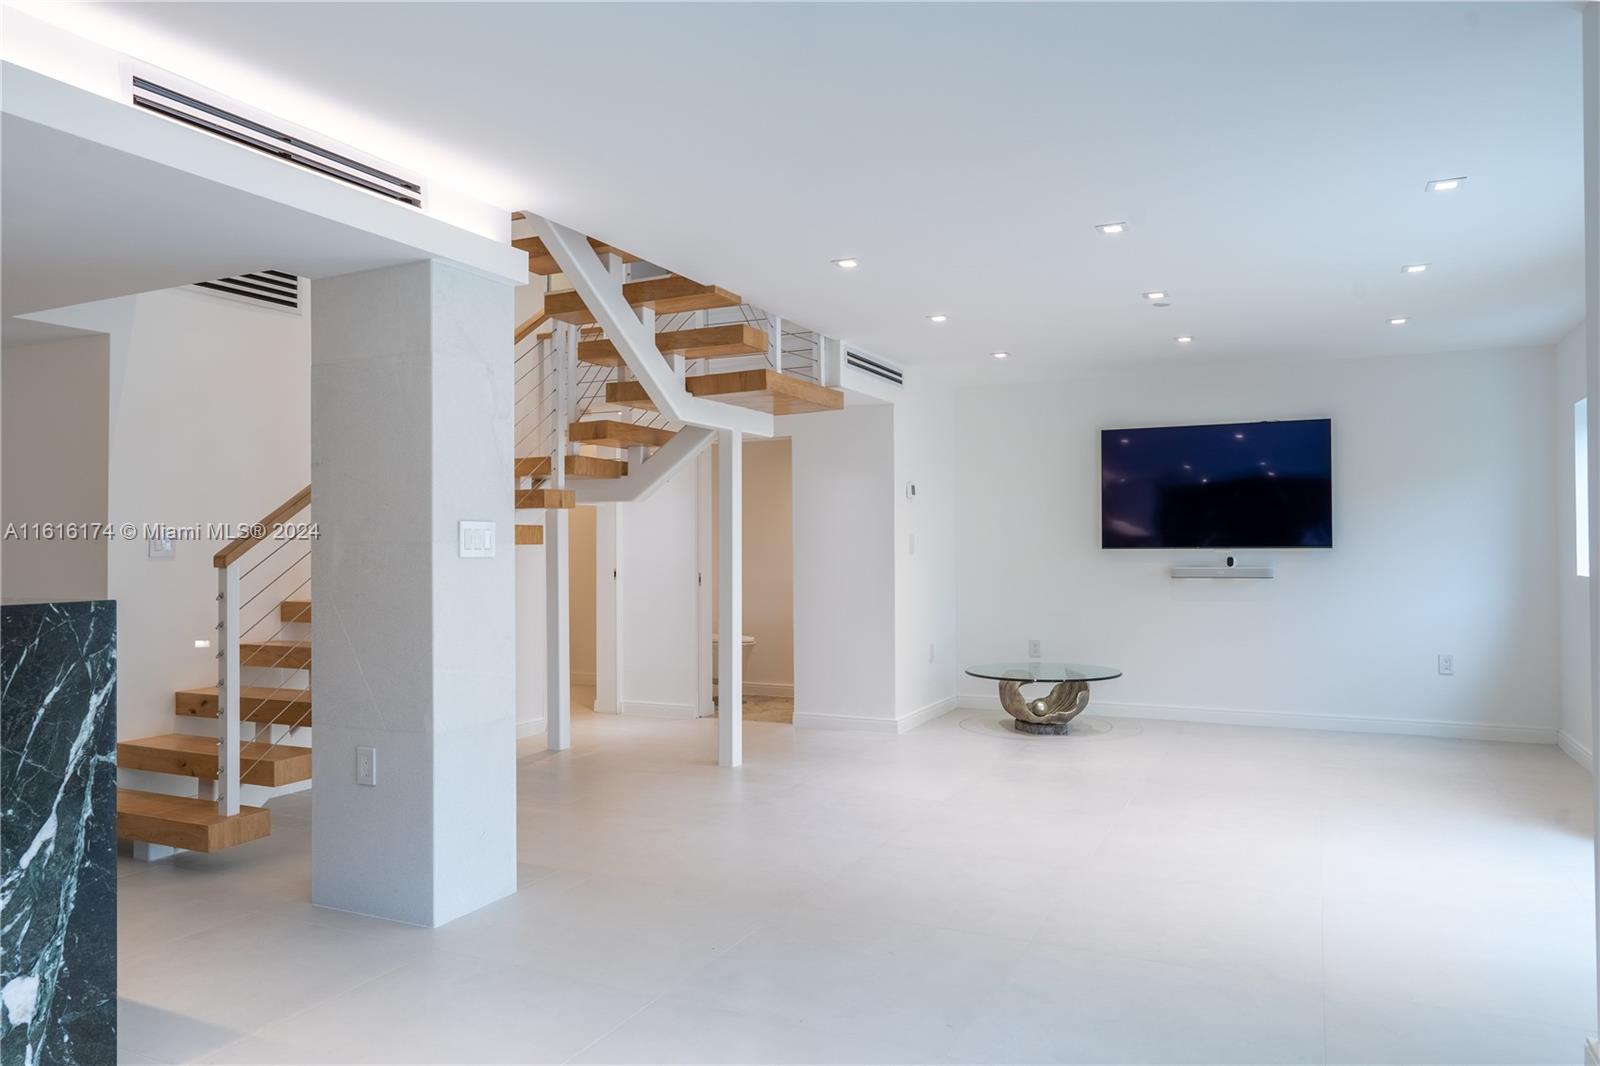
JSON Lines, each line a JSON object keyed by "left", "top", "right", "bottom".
{"left": 1557, "top": 321, "right": 1593, "bottom": 767}
{"left": 27, "top": 288, "right": 311, "bottom": 755}
{"left": 957, "top": 346, "right": 1562, "bottom": 742}
{"left": 619, "top": 462, "right": 701, "bottom": 716}
{"left": 893, "top": 377, "right": 960, "bottom": 727}
{"left": 2, "top": 334, "right": 110, "bottom": 603}
{"left": 788, "top": 404, "right": 898, "bottom": 729}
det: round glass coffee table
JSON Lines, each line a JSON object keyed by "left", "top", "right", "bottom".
{"left": 965, "top": 661, "right": 1123, "bottom": 734}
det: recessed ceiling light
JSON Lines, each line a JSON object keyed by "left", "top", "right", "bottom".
{"left": 1175, "top": 336, "right": 1194, "bottom": 344}
{"left": 1096, "top": 222, "right": 1127, "bottom": 235}
{"left": 1389, "top": 317, "right": 1408, "bottom": 326}
{"left": 1425, "top": 177, "right": 1465, "bottom": 193}
{"left": 832, "top": 258, "right": 859, "bottom": 269}
{"left": 1142, "top": 291, "right": 1168, "bottom": 301}
{"left": 991, "top": 351, "right": 1009, "bottom": 360}
{"left": 927, "top": 314, "right": 948, "bottom": 323}
{"left": 1402, "top": 264, "right": 1429, "bottom": 274}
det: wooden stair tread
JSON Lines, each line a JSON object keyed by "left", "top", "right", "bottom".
{"left": 516, "top": 524, "right": 544, "bottom": 546}
{"left": 568, "top": 420, "right": 675, "bottom": 449}
{"left": 577, "top": 325, "right": 769, "bottom": 367}
{"left": 279, "top": 599, "right": 311, "bottom": 623}
{"left": 544, "top": 277, "right": 740, "bottom": 325}
{"left": 239, "top": 640, "right": 312, "bottom": 670}
{"left": 514, "top": 235, "right": 640, "bottom": 276}
{"left": 607, "top": 369, "right": 845, "bottom": 416}
{"left": 118, "top": 734, "right": 312, "bottom": 788}
{"left": 176, "top": 685, "right": 311, "bottom": 727}
{"left": 516, "top": 488, "right": 576, "bottom": 510}
{"left": 516, "top": 455, "right": 628, "bottom": 482}
{"left": 116, "top": 788, "right": 271, "bottom": 853}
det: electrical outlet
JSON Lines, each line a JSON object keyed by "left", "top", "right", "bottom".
{"left": 355, "top": 746, "right": 378, "bottom": 786}
{"left": 1028, "top": 639, "right": 1041, "bottom": 659}
{"left": 1437, "top": 654, "right": 1454, "bottom": 676}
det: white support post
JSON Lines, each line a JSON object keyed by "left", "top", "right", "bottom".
{"left": 770, "top": 315, "right": 783, "bottom": 375}
{"left": 546, "top": 506, "right": 572, "bottom": 751}
{"left": 1581, "top": 6, "right": 1600, "bottom": 1060}
{"left": 216, "top": 563, "right": 242, "bottom": 816}
{"left": 553, "top": 324, "right": 573, "bottom": 478}
{"left": 717, "top": 428, "right": 742, "bottom": 767}
{"left": 595, "top": 503, "right": 623, "bottom": 715}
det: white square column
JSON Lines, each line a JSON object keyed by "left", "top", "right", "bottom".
{"left": 717, "top": 428, "right": 743, "bottom": 767}
{"left": 545, "top": 506, "right": 572, "bottom": 750}
{"left": 310, "top": 260, "right": 517, "bottom": 927}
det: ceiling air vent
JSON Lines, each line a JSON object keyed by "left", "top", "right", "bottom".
{"left": 845, "top": 349, "right": 904, "bottom": 387}
{"left": 130, "top": 75, "right": 423, "bottom": 208}
{"left": 194, "top": 271, "right": 302, "bottom": 312}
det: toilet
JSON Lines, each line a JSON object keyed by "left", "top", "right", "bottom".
{"left": 710, "top": 633, "right": 757, "bottom": 700}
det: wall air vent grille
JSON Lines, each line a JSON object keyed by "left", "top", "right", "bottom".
{"left": 194, "top": 271, "right": 302, "bottom": 312}
{"left": 130, "top": 75, "right": 423, "bottom": 208}
{"left": 845, "top": 349, "right": 904, "bottom": 386}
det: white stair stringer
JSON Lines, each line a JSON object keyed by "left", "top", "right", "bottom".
{"left": 569, "top": 425, "right": 714, "bottom": 504}
{"left": 525, "top": 213, "right": 775, "bottom": 440}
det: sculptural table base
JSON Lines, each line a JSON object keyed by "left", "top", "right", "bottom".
{"left": 999, "top": 678, "right": 1090, "bottom": 735}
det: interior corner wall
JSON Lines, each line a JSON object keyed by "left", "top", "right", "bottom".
{"left": 1557, "top": 322, "right": 1593, "bottom": 768}
{"left": 24, "top": 289, "right": 311, "bottom": 767}
{"left": 955, "top": 346, "right": 1561, "bottom": 742}
{"left": 893, "top": 376, "right": 960, "bottom": 728}
{"left": 788, "top": 404, "right": 897, "bottom": 729}
{"left": 1, "top": 334, "right": 110, "bottom": 603}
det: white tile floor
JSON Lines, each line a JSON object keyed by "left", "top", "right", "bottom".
{"left": 118, "top": 695, "right": 1598, "bottom": 1065}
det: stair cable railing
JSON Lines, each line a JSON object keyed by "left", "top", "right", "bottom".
{"left": 212, "top": 485, "right": 314, "bottom": 815}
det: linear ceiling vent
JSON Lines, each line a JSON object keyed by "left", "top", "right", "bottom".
{"left": 194, "top": 271, "right": 302, "bottom": 312}
{"left": 130, "top": 75, "right": 423, "bottom": 208}
{"left": 845, "top": 349, "right": 904, "bottom": 386}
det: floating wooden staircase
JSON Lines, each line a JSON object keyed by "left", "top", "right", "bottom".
{"left": 577, "top": 324, "right": 769, "bottom": 367}
{"left": 544, "top": 276, "right": 742, "bottom": 325}
{"left": 176, "top": 685, "right": 311, "bottom": 728}
{"left": 607, "top": 368, "right": 844, "bottom": 415}
{"left": 567, "top": 419, "right": 676, "bottom": 449}
{"left": 117, "top": 789, "right": 271, "bottom": 853}
{"left": 118, "top": 734, "right": 312, "bottom": 788}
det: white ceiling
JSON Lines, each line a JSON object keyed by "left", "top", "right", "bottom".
{"left": 32, "top": 2, "right": 1591, "bottom": 378}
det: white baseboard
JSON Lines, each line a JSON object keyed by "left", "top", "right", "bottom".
{"left": 795, "top": 694, "right": 959, "bottom": 734}
{"left": 1558, "top": 729, "right": 1594, "bottom": 772}
{"left": 742, "top": 681, "right": 793, "bottom": 698}
{"left": 958, "top": 693, "right": 1559, "bottom": 745}
{"left": 621, "top": 700, "right": 699, "bottom": 719}
{"left": 516, "top": 716, "right": 546, "bottom": 739}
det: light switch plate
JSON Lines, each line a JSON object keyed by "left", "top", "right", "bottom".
{"left": 355, "top": 746, "right": 377, "bottom": 786}
{"left": 459, "top": 520, "right": 496, "bottom": 558}
{"left": 148, "top": 536, "right": 174, "bottom": 560}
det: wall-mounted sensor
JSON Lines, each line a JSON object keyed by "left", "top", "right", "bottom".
{"left": 905, "top": 482, "right": 917, "bottom": 499}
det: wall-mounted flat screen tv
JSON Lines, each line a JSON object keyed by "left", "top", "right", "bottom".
{"left": 1101, "top": 418, "right": 1332, "bottom": 549}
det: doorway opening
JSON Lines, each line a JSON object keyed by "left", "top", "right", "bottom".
{"left": 710, "top": 436, "right": 796, "bottom": 724}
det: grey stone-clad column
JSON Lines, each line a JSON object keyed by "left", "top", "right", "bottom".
{"left": 310, "top": 260, "right": 517, "bottom": 927}
{"left": 1, "top": 600, "right": 117, "bottom": 1066}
